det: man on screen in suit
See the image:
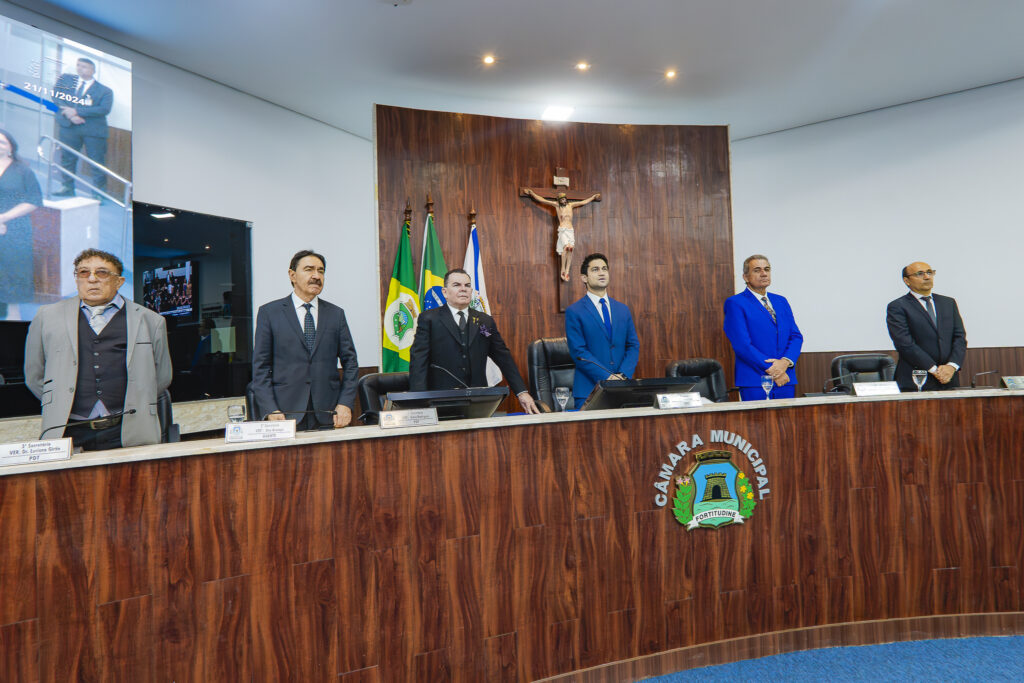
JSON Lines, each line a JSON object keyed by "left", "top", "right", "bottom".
{"left": 886, "top": 261, "right": 967, "bottom": 391}
{"left": 252, "top": 250, "right": 359, "bottom": 429}
{"left": 565, "top": 253, "right": 640, "bottom": 409}
{"left": 409, "top": 268, "right": 540, "bottom": 414}
{"left": 723, "top": 254, "right": 803, "bottom": 401}
{"left": 53, "top": 58, "right": 114, "bottom": 198}
{"left": 24, "top": 249, "right": 172, "bottom": 451}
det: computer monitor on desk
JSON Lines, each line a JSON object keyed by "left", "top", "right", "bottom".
{"left": 385, "top": 387, "right": 509, "bottom": 420}
{"left": 581, "top": 378, "right": 698, "bottom": 411}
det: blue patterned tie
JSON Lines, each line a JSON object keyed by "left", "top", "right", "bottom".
{"left": 922, "top": 296, "right": 937, "bottom": 325}
{"left": 600, "top": 298, "right": 612, "bottom": 338}
{"left": 302, "top": 303, "right": 315, "bottom": 352}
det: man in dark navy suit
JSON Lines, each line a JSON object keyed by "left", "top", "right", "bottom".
{"left": 723, "top": 254, "right": 803, "bottom": 401}
{"left": 886, "top": 261, "right": 967, "bottom": 391}
{"left": 53, "top": 58, "right": 114, "bottom": 197}
{"left": 409, "top": 269, "right": 539, "bottom": 414}
{"left": 252, "top": 250, "right": 359, "bottom": 429}
{"left": 565, "top": 253, "right": 640, "bottom": 409}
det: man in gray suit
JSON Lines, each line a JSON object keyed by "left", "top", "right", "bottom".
{"left": 24, "top": 249, "right": 172, "bottom": 450}
{"left": 252, "top": 250, "right": 359, "bottom": 429}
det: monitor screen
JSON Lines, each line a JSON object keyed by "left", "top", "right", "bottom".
{"left": 581, "top": 378, "right": 698, "bottom": 411}
{"left": 386, "top": 387, "right": 509, "bottom": 420}
{"left": 141, "top": 261, "right": 195, "bottom": 319}
{"left": 0, "top": 12, "right": 133, "bottom": 322}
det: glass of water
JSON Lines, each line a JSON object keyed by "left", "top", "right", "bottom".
{"left": 227, "top": 404, "right": 246, "bottom": 422}
{"left": 761, "top": 374, "right": 773, "bottom": 400}
{"left": 554, "top": 387, "right": 571, "bottom": 412}
{"left": 912, "top": 370, "right": 927, "bottom": 392}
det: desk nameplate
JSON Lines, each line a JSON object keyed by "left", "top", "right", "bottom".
{"left": 852, "top": 381, "right": 901, "bottom": 397}
{"left": 379, "top": 408, "right": 439, "bottom": 429}
{"left": 1002, "top": 376, "right": 1024, "bottom": 390}
{"left": 1, "top": 438, "right": 73, "bottom": 466}
{"left": 655, "top": 392, "right": 703, "bottom": 409}
{"left": 225, "top": 420, "right": 296, "bottom": 443}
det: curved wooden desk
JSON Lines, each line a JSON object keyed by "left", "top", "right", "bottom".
{"left": 1, "top": 390, "right": 1022, "bottom": 681}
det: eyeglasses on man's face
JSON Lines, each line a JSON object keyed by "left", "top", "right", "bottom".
{"left": 907, "top": 269, "right": 936, "bottom": 278}
{"left": 74, "top": 268, "right": 118, "bottom": 280}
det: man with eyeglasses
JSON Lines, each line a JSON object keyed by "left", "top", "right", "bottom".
{"left": 24, "top": 249, "right": 172, "bottom": 450}
{"left": 886, "top": 261, "right": 967, "bottom": 391}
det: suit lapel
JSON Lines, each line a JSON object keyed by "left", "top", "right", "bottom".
{"left": 125, "top": 303, "right": 141, "bottom": 366}
{"left": 438, "top": 308, "right": 463, "bottom": 344}
{"left": 66, "top": 298, "right": 81, "bottom": 359}
{"left": 283, "top": 297, "right": 308, "bottom": 351}
{"left": 466, "top": 311, "right": 481, "bottom": 347}
{"left": 746, "top": 289, "right": 777, "bottom": 326}
{"left": 905, "top": 292, "right": 937, "bottom": 332}
{"left": 581, "top": 297, "right": 610, "bottom": 339}
{"left": 311, "top": 301, "right": 329, "bottom": 356}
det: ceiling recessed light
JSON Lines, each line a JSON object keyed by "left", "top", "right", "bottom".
{"left": 150, "top": 211, "right": 175, "bottom": 219}
{"left": 575, "top": 62, "right": 590, "bottom": 71}
{"left": 163, "top": 238, "right": 169, "bottom": 243}
{"left": 666, "top": 69, "right": 677, "bottom": 79}
{"left": 482, "top": 54, "right": 495, "bottom": 65}
{"left": 541, "top": 106, "right": 574, "bottom": 121}
{"left": 204, "top": 245, "right": 211, "bottom": 250}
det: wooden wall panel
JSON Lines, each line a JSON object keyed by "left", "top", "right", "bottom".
{"left": 376, "top": 106, "right": 735, "bottom": 408}
{"left": 1, "top": 395, "right": 1022, "bottom": 680}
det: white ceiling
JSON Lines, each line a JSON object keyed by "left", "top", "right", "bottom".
{"left": 15, "top": 0, "right": 1024, "bottom": 141}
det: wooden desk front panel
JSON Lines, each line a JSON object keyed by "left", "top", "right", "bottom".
{"left": 1, "top": 397, "right": 1021, "bottom": 681}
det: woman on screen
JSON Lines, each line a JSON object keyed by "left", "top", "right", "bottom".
{"left": 0, "top": 128, "right": 43, "bottom": 319}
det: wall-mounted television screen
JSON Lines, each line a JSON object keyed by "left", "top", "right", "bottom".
{"left": 141, "top": 261, "right": 195, "bottom": 319}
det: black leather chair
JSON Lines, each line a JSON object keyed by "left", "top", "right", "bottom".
{"left": 356, "top": 372, "right": 411, "bottom": 424}
{"left": 664, "top": 358, "right": 728, "bottom": 403}
{"left": 527, "top": 337, "right": 575, "bottom": 411}
{"left": 245, "top": 382, "right": 260, "bottom": 422}
{"left": 829, "top": 353, "right": 896, "bottom": 392}
{"left": 157, "top": 389, "right": 180, "bottom": 443}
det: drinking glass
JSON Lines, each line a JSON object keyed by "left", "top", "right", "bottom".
{"left": 912, "top": 370, "right": 927, "bottom": 392}
{"left": 761, "top": 374, "right": 773, "bottom": 400}
{"left": 227, "top": 404, "right": 246, "bottom": 423}
{"left": 554, "top": 387, "right": 571, "bottom": 412}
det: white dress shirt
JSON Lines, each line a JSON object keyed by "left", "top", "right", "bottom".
{"left": 585, "top": 290, "right": 611, "bottom": 323}
{"left": 292, "top": 292, "right": 319, "bottom": 330}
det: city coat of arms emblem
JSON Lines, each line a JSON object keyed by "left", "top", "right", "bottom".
{"left": 671, "top": 449, "right": 756, "bottom": 530}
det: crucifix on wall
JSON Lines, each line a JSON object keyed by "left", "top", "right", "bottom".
{"left": 520, "top": 168, "right": 601, "bottom": 287}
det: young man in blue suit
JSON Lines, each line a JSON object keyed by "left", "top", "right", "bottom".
{"left": 53, "top": 58, "right": 114, "bottom": 198}
{"left": 252, "top": 250, "right": 359, "bottom": 429}
{"left": 565, "top": 253, "right": 640, "bottom": 409}
{"left": 723, "top": 254, "right": 803, "bottom": 400}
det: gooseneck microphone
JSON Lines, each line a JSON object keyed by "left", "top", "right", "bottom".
{"left": 39, "top": 408, "right": 137, "bottom": 440}
{"left": 575, "top": 356, "right": 625, "bottom": 380}
{"left": 822, "top": 373, "right": 857, "bottom": 394}
{"left": 971, "top": 369, "right": 999, "bottom": 388}
{"left": 430, "top": 363, "right": 470, "bottom": 389}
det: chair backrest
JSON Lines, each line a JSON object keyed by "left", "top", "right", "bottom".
{"left": 830, "top": 353, "right": 896, "bottom": 386}
{"left": 157, "top": 389, "right": 180, "bottom": 443}
{"left": 664, "top": 358, "right": 728, "bottom": 403}
{"left": 357, "top": 372, "right": 410, "bottom": 424}
{"left": 527, "top": 337, "right": 575, "bottom": 410}
{"left": 245, "top": 382, "right": 259, "bottom": 422}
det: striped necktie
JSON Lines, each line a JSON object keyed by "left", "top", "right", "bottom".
{"left": 302, "top": 303, "right": 315, "bottom": 352}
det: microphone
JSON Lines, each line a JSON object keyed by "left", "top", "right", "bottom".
{"left": 971, "top": 369, "right": 999, "bottom": 388}
{"left": 39, "top": 408, "right": 137, "bottom": 440}
{"left": 822, "top": 373, "right": 857, "bottom": 394}
{"left": 575, "top": 356, "right": 625, "bottom": 380}
{"left": 430, "top": 363, "right": 470, "bottom": 389}
{"left": 262, "top": 409, "right": 338, "bottom": 420}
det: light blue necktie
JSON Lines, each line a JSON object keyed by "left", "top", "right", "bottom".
{"left": 600, "top": 298, "right": 612, "bottom": 338}
{"left": 922, "top": 296, "right": 937, "bottom": 325}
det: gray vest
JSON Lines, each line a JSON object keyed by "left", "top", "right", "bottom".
{"left": 71, "top": 306, "right": 129, "bottom": 416}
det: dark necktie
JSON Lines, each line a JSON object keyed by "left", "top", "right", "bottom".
{"left": 458, "top": 310, "right": 467, "bottom": 333}
{"left": 77, "top": 80, "right": 86, "bottom": 98}
{"left": 761, "top": 295, "right": 777, "bottom": 323}
{"left": 302, "top": 303, "right": 315, "bottom": 352}
{"left": 922, "top": 296, "right": 937, "bottom": 324}
{"left": 600, "top": 298, "right": 612, "bottom": 337}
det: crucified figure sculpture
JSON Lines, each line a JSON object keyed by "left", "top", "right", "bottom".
{"left": 523, "top": 188, "right": 601, "bottom": 281}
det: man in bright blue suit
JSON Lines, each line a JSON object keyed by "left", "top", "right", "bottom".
{"left": 565, "top": 253, "right": 640, "bottom": 409}
{"left": 723, "top": 254, "right": 803, "bottom": 401}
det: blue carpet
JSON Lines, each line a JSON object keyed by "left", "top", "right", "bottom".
{"left": 648, "top": 636, "right": 1024, "bottom": 682}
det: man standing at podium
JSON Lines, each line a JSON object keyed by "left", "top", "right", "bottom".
{"left": 886, "top": 261, "right": 967, "bottom": 391}
{"left": 723, "top": 254, "right": 803, "bottom": 400}
{"left": 409, "top": 269, "right": 539, "bottom": 414}
{"left": 565, "top": 253, "right": 640, "bottom": 409}
{"left": 252, "top": 250, "right": 359, "bottom": 429}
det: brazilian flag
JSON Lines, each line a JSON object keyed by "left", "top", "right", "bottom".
{"left": 382, "top": 218, "right": 419, "bottom": 372}
{"left": 418, "top": 213, "right": 447, "bottom": 311}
